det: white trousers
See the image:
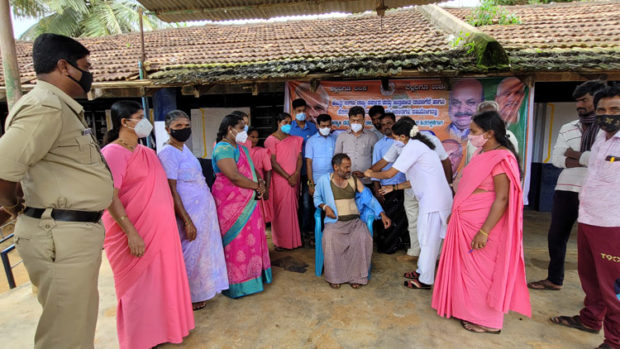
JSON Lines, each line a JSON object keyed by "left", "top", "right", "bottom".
{"left": 404, "top": 193, "right": 420, "bottom": 256}
{"left": 415, "top": 211, "right": 447, "bottom": 285}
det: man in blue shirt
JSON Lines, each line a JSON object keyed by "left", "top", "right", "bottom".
{"left": 290, "top": 98, "right": 318, "bottom": 247}
{"left": 371, "top": 113, "right": 410, "bottom": 254}
{"left": 369, "top": 105, "right": 386, "bottom": 140}
{"left": 306, "top": 114, "right": 338, "bottom": 192}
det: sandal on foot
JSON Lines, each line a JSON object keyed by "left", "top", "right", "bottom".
{"left": 192, "top": 301, "right": 207, "bottom": 311}
{"left": 461, "top": 320, "right": 501, "bottom": 334}
{"left": 403, "top": 270, "right": 421, "bottom": 280}
{"left": 350, "top": 283, "right": 362, "bottom": 289}
{"left": 550, "top": 315, "right": 600, "bottom": 334}
{"left": 328, "top": 283, "right": 341, "bottom": 289}
{"left": 528, "top": 279, "right": 562, "bottom": 291}
{"left": 403, "top": 279, "right": 431, "bottom": 290}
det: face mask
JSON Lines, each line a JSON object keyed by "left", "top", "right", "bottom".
{"left": 319, "top": 127, "right": 331, "bottom": 136}
{"left": 350, "top": 123, "right": 363, "bottom": 133}
{"left": 393, "top": 140, "right": 405, "bottom": 148}
{"left": 170, "top": 127, "right": 191, "bottom": 142}
{"left": 281, "top": 124, "right": 292, "bottom": 134}
{"left": 596, "top": 114, "right": 620, "bottom": 133}
{"left": 244, "top": 125, "right": 249, "bottom": 132}
{"left": 234, "top": 130, "right": 248, "bottom": 144}
{"left": 468, "top": 133, "right": 488, "bottom": 148}
{"left": 130, "top": 118, "right": 153, "bottom": 138}
{"left": 68, "top": 62, "right": 93, "bottom": 93}
{"left": 296, "top": 113, "right": 306, "bottom": 122}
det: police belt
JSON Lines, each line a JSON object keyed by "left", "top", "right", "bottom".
{"left": 23, "top": 207, "right": 103, "bottom": 223}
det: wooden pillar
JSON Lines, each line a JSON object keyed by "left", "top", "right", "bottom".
{"left": 0, "top": 0, "right": 23, "bottom": 109}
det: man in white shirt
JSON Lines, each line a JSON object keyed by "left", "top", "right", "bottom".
{"left": 528, "top": 80, "right": 607, "bottom": 291}
{"left": 551, "top": 85, "right": 620, "bottom": 349}
{"left": 369, "top": 117, "right": 452, "bottom": 262}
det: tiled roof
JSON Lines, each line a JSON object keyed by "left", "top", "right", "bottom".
{"left": 447, "top": 1, "right": 620, "bottom": 72}
{"left": 1, "top": 0, "right": 618, "bottom": 87}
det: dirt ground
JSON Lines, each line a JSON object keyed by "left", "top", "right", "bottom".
{"left": 0, "top": 210, "right": 605, "bottom": 348}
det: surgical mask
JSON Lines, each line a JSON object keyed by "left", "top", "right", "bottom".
{"left": 281, "top": 124, "right": 292, "bottom": 134}
{"left": 319, "top": 127, "right": 331, "bottom": 136}
{"left": 68, "top": 62, "right": 93, "bottom": 93}
{"left": 235, "top": 130, "right": 248, "bottom": 144}
{"left": 296, "top": 112, "right": 306, "bottom": 122}
{"left": 130, "top": 119, "right": 153, "bottom": 138}
{"left": 393, "top": 140, "right": 405, "bottom": 148}
{"left": 596, "top": 114, "right": 620, "bottom": 133}
{"left": 468, "top": 133, "right": 488, "bottom": 148}
{"left": 170, "top": 127, "right": 191, "bottom": 142}
{"left": 350, "top": 123, "right": 363, "bottom": 133}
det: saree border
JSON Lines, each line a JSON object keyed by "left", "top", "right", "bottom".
{"left": 221, "top": 145, "right": 259, "bottom": 247}
{"left": 222, "top": 268, "right": 272, "bottom": 299}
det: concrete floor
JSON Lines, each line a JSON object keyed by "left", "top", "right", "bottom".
{"left": 0, "top": 211, "right": 605, "bottom": 348}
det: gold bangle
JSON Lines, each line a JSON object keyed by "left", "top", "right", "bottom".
{"left": 479, "top": 229, "right": 488, "bottom": 237}
{"left": 118, "top": 215, "right": 128, "bottom": 221}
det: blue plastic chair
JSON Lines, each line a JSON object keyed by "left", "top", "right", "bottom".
{"left": 314, "top": 208, "right": 374, "bottom": 277}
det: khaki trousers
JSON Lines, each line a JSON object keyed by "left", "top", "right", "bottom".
{"left": 14, "top": 211, "right": 105, "bottom": 349}
{"left": 404, "top": 193, "right": 421, "bottom": 256}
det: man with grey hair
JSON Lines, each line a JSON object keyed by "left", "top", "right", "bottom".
{"left": 313, "top": 153, "right": 390, "bottom": 289}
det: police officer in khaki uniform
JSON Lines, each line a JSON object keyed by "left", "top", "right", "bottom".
{"left": 0, "top": 34, "right": 113, "bottom": 348}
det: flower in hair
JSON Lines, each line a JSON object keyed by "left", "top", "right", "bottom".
{"left": 409, "top": 125, "right": 420, "bottom": 137}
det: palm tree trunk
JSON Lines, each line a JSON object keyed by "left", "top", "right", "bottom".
{"left": 0, "top": 0, "right": 23, "bottom": 109}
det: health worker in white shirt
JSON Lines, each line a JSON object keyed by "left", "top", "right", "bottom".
{"left": 365, "top": 118, "right": 453, "bottom": 289}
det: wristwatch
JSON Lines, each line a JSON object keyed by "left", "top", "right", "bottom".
{"left": 308, "top": 180, "right": 315, "bottom": 187}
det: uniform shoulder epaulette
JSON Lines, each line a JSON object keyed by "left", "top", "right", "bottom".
{"left": 37, "top": 90, "right": 64, "bottom": 110}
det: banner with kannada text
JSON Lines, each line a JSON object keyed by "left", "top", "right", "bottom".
{"left": 286, "top": 78, "right": 529, "bottom": 179}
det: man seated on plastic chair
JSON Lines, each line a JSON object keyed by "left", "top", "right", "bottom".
{"left": 313, "top": 153, "right": 391, "bottom": 289}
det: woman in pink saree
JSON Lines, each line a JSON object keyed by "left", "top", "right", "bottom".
{"left": 248, "top": 127, "right": 273, "bottom": 223}
{"left": 101, "top": 101, "right": 194, "bottom": 349}
{"left": 264, "top": 113, "right": 304, "bottom": 250}
{"left": 212, "top": 114, "right": 272, "bottom": 298}
{"left": 432, "top": 111, "right": 531, "bottom": 333}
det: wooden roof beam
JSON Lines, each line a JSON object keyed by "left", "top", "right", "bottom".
{"left": 417, "top": 4, "right": 509, "bottom": 69}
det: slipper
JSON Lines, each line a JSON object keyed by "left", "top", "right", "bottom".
{"left": 350, "top": 283, "right": 362, "bottom": 289}
{"left": 404, "top": 279, "right": 431, "bottom": 290}
{"left": 403, "top": 270, "right": 421, "bottom": 280}
{"left": 192, "top": 301, "right": 207, "bottom": 311}
{"left": 328, "top": 283, "right": 341, "bottom": 289}
{"left": 461, "top": 320, "right": 501, "bottom": 334}
{"left": 550, "top": 315, "right": 600, "bottom": 334}
{"left": 528, "top": 279, "right": 562, "bottom": 291}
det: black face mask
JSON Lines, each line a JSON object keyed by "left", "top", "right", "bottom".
{"left": 170, "top": 127, "right": 192, "bottom": 142}
{"left": 68, "top": 62, "right": 93, "bottom": 93}
{"left": 596, "top": 114, "right": 620, "bottom": 133}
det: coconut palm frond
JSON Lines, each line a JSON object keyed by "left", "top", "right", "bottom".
{"left": 19, "top": 8, "right": 83, "bottom": 40}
